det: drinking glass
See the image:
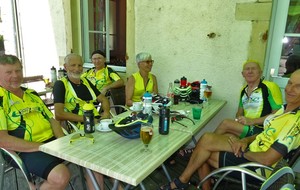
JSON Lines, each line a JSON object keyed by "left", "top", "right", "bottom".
{"left": 204, "top": 86, "right": 212, "bottom": 104}
{"left": 140, "top": 123, "right": 153, "bottom": 153}
{"left": 43, "top": 78, "right": 50, "bottom": 85}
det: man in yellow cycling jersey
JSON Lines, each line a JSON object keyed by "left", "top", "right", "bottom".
{"left": 0, "top": 54, "right": 70, "bottom": 190}
{"left": 82, "top": 50, "right": 124, "bottom": 95}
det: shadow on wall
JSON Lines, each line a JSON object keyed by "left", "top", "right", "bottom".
{"left": 0, "top": 35, "right": 4, "bottom": 55}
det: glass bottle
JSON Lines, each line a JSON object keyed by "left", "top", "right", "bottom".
{"left": 167, "top": 82, "right": 174, "bottom": 104}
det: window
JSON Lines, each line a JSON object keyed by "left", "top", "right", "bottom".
{"left": 0, "top": 0, "right": 60, "bottom": 78}
{"left": 81, "top": 0, "right": 126, "bottom": 68}
{"left": 264, "top": 0, "right": 300, "bottom": 79}
{"left": 263, "top": 0, "right": 300, "bottom": 103}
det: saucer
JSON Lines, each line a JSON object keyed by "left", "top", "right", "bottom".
{"left": 96, "top": 126, "right": 112, "bottom": 132}
{"left": 95, "top": 124, "right": 112, "bottom": 132}
{"left": 129, "top": 106, "right": 143, "bottom": 112}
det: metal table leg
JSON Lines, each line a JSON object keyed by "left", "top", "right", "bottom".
{"left": 139, "top": 182, "right": 146, "bottom": 190}
{"left": 161, "top": 163, "right": 172, "bottom": 182}
{"left": 112, "top": 179, "right": 120, "bottom": 190}
{"left": 85, "top": 168, "right": 101, "bottom": 190}
{"left": 192, "top": 135, "right": 197, "bottom": 146}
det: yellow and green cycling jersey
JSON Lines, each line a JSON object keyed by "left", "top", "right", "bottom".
{"left": 132, "top": 72, "right": 155, "bottom": 102}
{"left": 249, "top": 106, "right": 300, "bottom": 157}
{"left": 239, "top": 80, "right": 283, "bottom": 120}
{"left": 55, "top": 77, "right": 100, "bottom": 129}
{"left": 60, "top": 77, "right": 100, "bottom": 115}
{"left": 82, "top": 66, "right": 121, "bottom": 92}
{"left": 0, "top": 87, "right": 54, "bottom": 142}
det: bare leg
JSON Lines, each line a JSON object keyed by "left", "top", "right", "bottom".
{"left": 214, "top": 119, "right": 244, "bottom": 136}
{"left": 39, "top": 164, "right": 70, "bottom": 190}
{"left": 86, "top": 171, "right": 104, "bottom": 190}
{"left": 197, "top": 162, "right": 212, "bottom": 190}
{"left": 168, "top": 133, "right": 233, "bottom": 189}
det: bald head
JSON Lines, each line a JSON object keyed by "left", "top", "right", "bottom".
{"left": 285, "top": 69, "right": 300, "bottom": 107}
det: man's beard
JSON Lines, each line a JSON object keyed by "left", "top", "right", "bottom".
{"left": 68, "top": 72, "right": 82, "bottom": 79}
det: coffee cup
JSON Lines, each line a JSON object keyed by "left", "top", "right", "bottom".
{"left": 132, "top": 102, "right": 143, "bottom": 111}
{"left": 98, "top": 119, "right": 113, "bottom": 131}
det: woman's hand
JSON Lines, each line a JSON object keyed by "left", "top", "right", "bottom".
{"left": 228, "top": 136, "right": 248, "bottom": 157}
{"left": 235, "top": 116, "right": 254, "bottom": 125}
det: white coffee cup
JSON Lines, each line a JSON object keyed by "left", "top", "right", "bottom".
{"left": 132, "top": 102, "right": 142, "bottom": 111}
{"left": 99, "top": 119, "right": 113, "bottom": 131}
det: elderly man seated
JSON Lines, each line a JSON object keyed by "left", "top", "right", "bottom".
{"left": 0, "top": 54, "right": 70, "bottom": 190}
{"left": 159, "top": 69, "right": 300, "bottom": 190}
{"left": 53, "top": 53, "right": 110, "bottom": 129}
{"left": 53, "top": 53, "right": 111, "bottom": 190}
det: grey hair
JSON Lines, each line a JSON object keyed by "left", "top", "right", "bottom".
{"left": 136, "top": 52, "right": 152, "bottom": 64}
{"left": 64, "top": 53, "right": 82, "bottom": 65}
{"left": 0, "top": 54, "right": 22, "bottom": 68}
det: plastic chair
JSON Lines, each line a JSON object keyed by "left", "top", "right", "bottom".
{"left": 197, "top": 147, "right": 300, "bottom": 190}
{"left": 22, "top": 75, "right": 54, "bottom": 109}
{"left": 108, "top": 86, "right": 129, "bottom": 116}
{"left": 0, "top": 148, "right": 32, "bottom": 190}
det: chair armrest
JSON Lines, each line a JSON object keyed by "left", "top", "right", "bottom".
{"left": 110, "top": 105, "right": 130, "bottom": 118}
{"left": 0, "top": 148, "right": 32, "bottom": 186}
{"left": 198, "top": 163, "right": 271, "bottom": 190}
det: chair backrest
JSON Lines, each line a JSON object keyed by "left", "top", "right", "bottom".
{"left": 109, "top": 86, "right": 126, "bottom": 115}
{"left": 260, "top": 159, "right": 295, "bottom": 190}
{"left": 22, "top": 75, "right": 44, "bottom": 83}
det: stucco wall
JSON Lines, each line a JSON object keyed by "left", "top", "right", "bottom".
{"left": 126, "top": 0, "right": 272, "bottom": 138}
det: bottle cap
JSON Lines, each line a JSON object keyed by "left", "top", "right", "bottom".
{"left": 201, "top": 79, "right": 207, "bottom": 84}
{"left": 143, "top": 92, "right": 152, "bottom": 97}
{"left": 83, "top": 103, "right": 94, "bottom": 111}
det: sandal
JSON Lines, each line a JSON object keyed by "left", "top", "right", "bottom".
{"left": 177, "top": 148, "right": 194, "bottom": 160}
{"left": 159, "top": 177, "right": 189, "bottom": 190}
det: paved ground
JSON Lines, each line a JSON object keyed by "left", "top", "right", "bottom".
{"left": 3, "top": 156, "right": 300, "bottom": 190}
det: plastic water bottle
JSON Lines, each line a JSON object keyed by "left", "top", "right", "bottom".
{"left": 159, "top": 105, "right": 170, "bottom": 135}
{"left": 58, "top": 68, "right": 65, "bottom": 79}
{"left": 50, "top": 66, "right": 57, "bottom": 83}
{"left": 200, "top": 79, "right": 208, "bottom": 101}
{"left": 142, "top": 92, "right": 152, "bottom": 115}
{"left": 83, "top": 103, "right": 95, "bottom": 133}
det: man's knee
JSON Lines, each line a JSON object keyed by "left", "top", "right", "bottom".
{"left": 220, "top": 119, "right": 235, "bottom": 129}
{"left": 48, "top": 164, "right": 71, "bottom": 187}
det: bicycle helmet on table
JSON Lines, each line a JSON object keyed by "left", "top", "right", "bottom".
{"left": 109, "top": 112, "right": 153, "bottom": 139}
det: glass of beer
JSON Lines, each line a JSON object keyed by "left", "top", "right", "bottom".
{"left": 204, "top": 85, "right": 212, "bottom": 104}
{"left": 140, "top": 123, "right": 153, "bottom": 153}
{"left": 43, "top": 78, "right": 50, "bottom": 85}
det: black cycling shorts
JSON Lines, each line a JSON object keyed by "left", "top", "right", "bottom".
{"left": 219, "top": 151, "right": 261, "bottom": 184}
{"left": 18, "top": 151, "right": 64, "bottom": 179}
